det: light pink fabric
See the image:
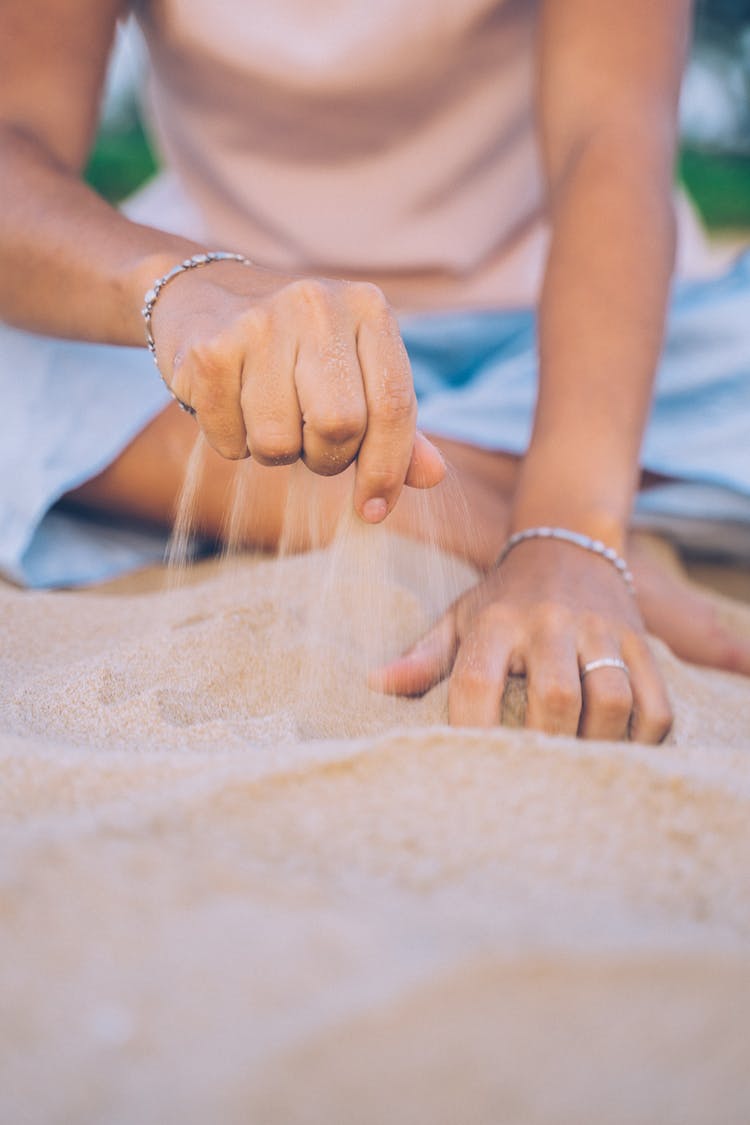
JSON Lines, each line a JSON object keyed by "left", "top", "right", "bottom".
{"left": 137, "top": 1, "right": 715, "bottom": 313}
{"left": 138, "top": 0, "right": 548, "bottom": 312}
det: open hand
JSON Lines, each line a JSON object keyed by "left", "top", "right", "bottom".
{"left": 372, "top": 537, "right": 674, "bottom": 743}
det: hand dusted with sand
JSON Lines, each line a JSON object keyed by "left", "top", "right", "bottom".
{"left": 148, "top": 262, "right": 445, "bottom": 522}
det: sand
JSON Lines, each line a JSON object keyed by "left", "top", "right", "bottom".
{"left": 2, "top": 525, "right": 750, "bottom": 1123}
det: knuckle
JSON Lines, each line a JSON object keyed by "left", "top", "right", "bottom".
{"left": 224, "top": 444, "right": 250, "bottom": 462}
{"left": 476, "top": 605, "right": 518, "bottom": 646}
{"left": 183, "top": 338, "right": 227, "bottom": 377}
{"left": 308, "top": 406, "right": 366, "bottom": 445}
{"left": 359, "top": 468, "right": 402, "bottom": 495}
{"left": 249, "top": 427, "right": 300, "bottom": 466}
{"left": 287, "top": 277, "right": 332, "bottom": 316}
{"left": 482, "top": 602, "right": 516, "bottom": 630}
{"left": 532, "top": 601, "right": 574, "bottom": 636}
{"left": 206, "top": 433, "right": 248, "bottom": 461}
{"left": 350, "top": 280, "right": 389, "bottom": 314}
{"left": 360, "top": 463, "right": 401, "bottom": 492}
{"left": 537, "top": 677, "right": 580, "bottom": 716}
{"left": 303, "top": 447, "right": 354, "bottom": 476}
{"left": 370, "top": 370, "right": 417, "bottom": 423}
{"left": 239, "top": 305, "right": 271, "bottom": 341}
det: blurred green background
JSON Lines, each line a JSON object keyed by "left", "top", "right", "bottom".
{"left": 86, "top": 1, "right": 750, "bottom": 231}
{"left": 85, "top": 111, "right": 157, "bottom": 207}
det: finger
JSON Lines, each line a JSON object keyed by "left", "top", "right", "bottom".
{"left": 369, "top": 612, "right": 457, "bottom": 697}
{"left": 448, "top": 615, "right": 515, "bottom": 727}
{"left": 524, "top": 633, "right": 582, "bottom": 737}
{"left": 578, "top": 660, "right": 633, "bottom": 742}
{"left": 241, "top": 313, "right": 303, "bottom": 467}
{"left": 637, "top": 556, "right": 750, "bottom": 678}
{"left": 353, "top": 288, "right": 417, "bottom": 522}
{"left": 294, "top": 303, "right": 368, "bottom": 478}
{"left": 172, "top": 340, "right": 248, "bottom": 460}
{"left": 622, "top": 633, "right": 674, "bottom": 744}
{"left": 404, "top": 432, "right": 447, "bottom": 490}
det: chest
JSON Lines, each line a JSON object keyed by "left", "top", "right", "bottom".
{"left": 145, "top": 0, "right": 528, "bottom": 91}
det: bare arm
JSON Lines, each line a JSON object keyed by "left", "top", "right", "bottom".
{"left": 0, "top": 0, "right": 201, "bottom": 341}
{"left": 513, "top": 0, "right": 692, "bottom": 549}
{"left": 380, "top": 0, "right": 691, "bottom": 741}
{"left": 0, "top": 0, "right": 443, "bottom": 513}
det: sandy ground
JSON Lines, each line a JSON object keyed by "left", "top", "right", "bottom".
{"left": 1, "top": 531, "right": 750, "bottom": 1124}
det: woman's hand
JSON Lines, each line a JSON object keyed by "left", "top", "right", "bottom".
{"left": 149, "top": 261, "right": 444, "bottom": 522}
{"left": 372, "top": 538, "right": 674, "bottom": 743}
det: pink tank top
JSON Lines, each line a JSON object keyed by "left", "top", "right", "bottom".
{"left": 137, "top": 0, "right": 546, "bottom": 311}
{"left": 136, "top": 1, "right": 710, "bottom": 312}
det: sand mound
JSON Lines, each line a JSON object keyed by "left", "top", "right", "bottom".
{"left": 2, "top": 534, "right": 750, "bottom": 1123}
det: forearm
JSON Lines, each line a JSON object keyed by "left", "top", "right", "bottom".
{"left": 0, "top": 124, "right": 204, "bottom": 344}
{"left": 511, "top": 129, "right": 677, "bottom": 551}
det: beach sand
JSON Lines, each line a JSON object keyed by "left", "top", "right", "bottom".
{"left": 2, "top": 526, "right": 750, "bottom": 1123}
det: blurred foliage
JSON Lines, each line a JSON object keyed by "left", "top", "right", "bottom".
{"left": 695, "top": 0, "right": 750, "bottom": 32}
{"left": 679, "top": 149, "right": 750, "bottom": 228}
{"left": 681, "top": 0, "right": 750, "bottom": 227}
{"left": 85, "top": 105, "right": 157, "bottom": 205}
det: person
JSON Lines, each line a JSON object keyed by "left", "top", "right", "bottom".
{"left": 2, "top": 0, "right": 749, "bottom": 743}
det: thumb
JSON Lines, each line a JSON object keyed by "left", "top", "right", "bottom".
{"left": 369, "top": 611, "right": 457, "bottom": 697}
{"left": 404, "top": 431, "right": 446, "bottom": 490}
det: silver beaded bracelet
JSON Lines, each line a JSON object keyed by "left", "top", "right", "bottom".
{"left": 496, "top": 526, "right": 636, "bottom": 595}
{"left": 142, "top": 251, "right": 254, "bottom": 414}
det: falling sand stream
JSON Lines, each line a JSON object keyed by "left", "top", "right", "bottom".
{"left": 160, "top": 433, "right": 518, "bottom": 740}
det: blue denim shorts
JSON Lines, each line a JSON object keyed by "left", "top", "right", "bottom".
{"left": 2, "top": 250, "right": 749, "bottom": 587}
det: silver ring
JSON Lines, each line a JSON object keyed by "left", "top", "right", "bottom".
{"left": 580, "top": 657, "right": 629, "bottom": 680}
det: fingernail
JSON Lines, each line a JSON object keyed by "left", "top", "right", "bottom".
{"left": 362, "top": 497, "right": 388, "bottom": 523}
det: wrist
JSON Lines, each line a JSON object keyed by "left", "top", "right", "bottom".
{"left": 114, "top": 238, "right": 208, "bottom": 344}
{"left": 510, "top": 438, "right": 636, "bottom": 554}
{"left": 142, "top": 251, "right": 255, "bottom": 353}
{"left": 496, "top": 526, "right": 636, "bottom": 594}
{"left": 509, "top": 508, "right": 628, "bottom": 557}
